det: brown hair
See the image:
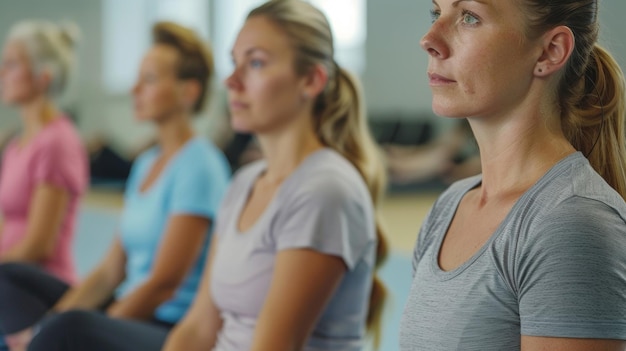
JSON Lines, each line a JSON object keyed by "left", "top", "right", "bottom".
{"left": 249, "top": 0, "right": 389, "bottom": 347}
{"left": 152, "top": 21, "right": 214, "bottom": 113}
{"left": 521, "top": 0, "right": 626, "bottom": 198}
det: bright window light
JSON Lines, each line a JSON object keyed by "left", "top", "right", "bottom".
{"left": 214, "top": 0, "right": 367, "bottom": 79}
{"left": 102, "top": 0, "right": 210, "bottom": 94}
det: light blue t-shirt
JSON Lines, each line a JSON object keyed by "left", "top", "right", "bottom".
{"left": 211, "top": 148, "right": 377, "bottom": 351}
{"left": 118, "top": 137, "right": 230, "bottom": 324}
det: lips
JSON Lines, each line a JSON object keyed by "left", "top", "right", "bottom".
{"left": 428, "top": 73, "right": 456, "bottom": 85}
{"left": 229, "top": 100, "right": 249, "bottom": 110}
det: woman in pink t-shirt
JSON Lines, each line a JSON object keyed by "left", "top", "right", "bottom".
{"left": 0, "top": 19, "right": 88, "bottom": 338}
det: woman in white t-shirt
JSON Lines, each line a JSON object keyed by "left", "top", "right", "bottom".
{"left": 163, "top": 1, "right": 389, "bottom": 350}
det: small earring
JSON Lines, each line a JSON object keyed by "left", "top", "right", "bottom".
{"left": 302, "top": 92, "right": 309, "bottom": 100}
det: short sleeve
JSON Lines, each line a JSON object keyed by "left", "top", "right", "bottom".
{"left": 518, "top": 197, "right": 626, "bottom": 340}
{"left": 170, "top": 149, "right": 229, "bottom": 220}
{"left": 32, "top": 137, "right": 85, "bottom": 195}
{"left": 271, "top": 176, "right": 376, "bottom": 270}
{"left": 412, "top": 206, "right": 434, "bottom": 277}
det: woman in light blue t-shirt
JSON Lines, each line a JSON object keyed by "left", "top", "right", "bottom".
{"left": 20, "top": 22, "right": 230, "bottom": 351}
{"left": 163, "top": 1, "right": 388, "bottom": 351}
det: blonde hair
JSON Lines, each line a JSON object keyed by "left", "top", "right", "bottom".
{"left": 249, "top": 0, "right": 389, "bottom": 347}
{"left": 7, "top": 20, "right": 80, "bottom": 97}
{"left": 521, "top": 0, "right": 626, "bottom": 198}
{"left": 152, "top": 21, "right": 214, "bottom": 113}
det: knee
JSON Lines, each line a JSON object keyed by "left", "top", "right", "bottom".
{"left": 45, "top": 310, "right": 94, "bottom": 331}
{"left": 0, "top": 263, "right": 21, "bottom": 288}
{"left": 0, "top": 262, "right": 35, "bottom": 282}
{"left": 0, "top": 262, "right": 18, "bottom": 280}
{"left": 29, "top": 311, "right": 95, "bottom": 349}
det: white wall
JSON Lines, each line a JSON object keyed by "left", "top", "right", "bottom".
{"left": 364, "top": 0, "right": 430, "bottom": 116}
{"left": 599, "top": 0, "right": 626, "bottom": 69}
{"left": 0, "top": 0, "right": 625, "bottom": 147}
{"left": 364, "top": 0, "right": 626, "bottom": 130}
{"left": 0, "top": 0, "right": 103, "bottom": 132}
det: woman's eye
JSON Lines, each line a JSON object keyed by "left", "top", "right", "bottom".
{"left": 142, "top": 74, "right": 158, "bottom": 83}
{"left": 429, "top": 9, "right": 440, "bottom": 23}
{"left": 461, "top": 11, "right": 480, "bottom": 25}
{"left": 250, "top": 59, "right": 264, "bottom": 69}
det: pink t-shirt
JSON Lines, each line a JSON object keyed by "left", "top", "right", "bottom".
{"left": 0, "top": 116, "right": 88, "bottom": 284}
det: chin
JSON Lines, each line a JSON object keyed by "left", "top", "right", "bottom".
{"left": 230, "top": 117, "right": 254, "bottom": 134}
{"left": 431, "top": 100, "right": 468, "bottom": 118}
{"left": 0, "top": 92, "right": 19, "bottom": 105}
{"left": 134, "top": 114, "right": 151, "bottom": 122}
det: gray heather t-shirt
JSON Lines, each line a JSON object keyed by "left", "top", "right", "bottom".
{"left": 400, "top": 152, "right": 626, "bottom": 350}
{"left": 210, "top": 148, "right": 377, "bottom": 351}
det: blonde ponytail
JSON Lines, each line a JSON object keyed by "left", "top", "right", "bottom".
{"left": 248, "top": 1, "right": 389, "bottom": 347}
{"left": 522, "top": 0, "right": 626, "bottom": 198}
{"left": 562, "top": 45, "right": 626, "bottom": 198}
{"left": 317, "top": 66, "right": 389, "bottom": 347}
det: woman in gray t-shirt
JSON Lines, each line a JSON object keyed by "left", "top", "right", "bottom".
{"left": 401, "top": 0, "right": 626, "bottom": 350}
{"left": 162, "top": 1, "right": 388, "bottom": 351}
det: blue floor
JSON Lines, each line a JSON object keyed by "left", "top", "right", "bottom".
{"left": 74, "top": 208, "right": 413, "bottom": 350}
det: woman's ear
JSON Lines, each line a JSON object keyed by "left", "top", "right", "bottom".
{"left": 35, "top": 67, "right": 54, "bottom": 94}
{"left": 181, "top": 79, "right": 202, "bottom": 112}
{"left": 534, "top": 25, "right": 575, "bottom": 77}
{"left": 300, "top": 63, "right": 328, "bottom": 100}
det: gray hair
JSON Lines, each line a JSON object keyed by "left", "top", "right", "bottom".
{"left": 7, "top": 20, "right": 80, "bottom": 97}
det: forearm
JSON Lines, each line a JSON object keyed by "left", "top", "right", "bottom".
{"left": 251, "top": 337, "right": 300, "bottom": 351}
{"left": 8, "top": 185, "right": 71, "bottom": 264}
{"left": 106, "top": 279, "right": 177, "bottom": 321}
{"left": 163, "top": 319, "right": 220, "bottom": 351}
{"left": 53, "top": 269, "right": 118, "bottom": 312}
{"left": 251, "top": 321, "right": 306, "bottom": 351}
{"left": 0, "top": 240, "right": 50, "bottom": 263}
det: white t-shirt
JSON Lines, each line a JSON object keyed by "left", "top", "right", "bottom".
{"left": 211, "top": 148, "right": 377, "bottom": 351}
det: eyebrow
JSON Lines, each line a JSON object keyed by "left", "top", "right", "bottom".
{"left": 432, "top": 0, "right": 488, "bottom": 7}
{"left": 231, "top": 47, "right": 270, "bottom": 60}
{"left": 453, "top": 0, "right": 487, "bottom": 6}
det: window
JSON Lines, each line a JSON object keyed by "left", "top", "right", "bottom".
{"left": 102, "top": 0, "right": 210, "bottom": 93}
{"left": 212, "top": 0, "right": 266, "bottom": 81}
{"left": 311, "top": 0, "right": 366, "bottom": 74}
{"left": 213, "top": 0, "right": 367, "bottom": 80}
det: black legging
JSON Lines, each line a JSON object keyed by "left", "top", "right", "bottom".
{"left": 0, "top": 263, "right": 171, "bottom": 350}
{"left": 0, "top": 263, "right": 69, "bottom": 334}
{"left": 28, "top": 311, "right": 169, "bottom": 351}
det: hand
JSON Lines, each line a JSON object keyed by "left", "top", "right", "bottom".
{"left": 5, "top": 327, "right": 34, "bottom": 351}
{"left": 386, "top": 145, "right": 453, "bottom": 184}
{"left": 106, "top": 301, "right": 123, "bottom": 318}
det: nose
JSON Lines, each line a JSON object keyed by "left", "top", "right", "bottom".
{"left": 224, "top": 67, "right": 243, "bottom": 91}
{"left": 131, "top": 81, "right": 140, "bottom": 97}
{"left": 420, "top": 21, "right": 450, "bottom": 59}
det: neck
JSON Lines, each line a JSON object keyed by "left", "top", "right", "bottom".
{"left": 256, "top": 114, "right": 324, "bottom": 184}
{"left": 19, "top": 96, "right": 59, "bottom": 140}
{"left": 470, "top": 109, "right": 576, "bottom": 200}
{"left": 156, "top": 113, "right": 195, "bottom": 157}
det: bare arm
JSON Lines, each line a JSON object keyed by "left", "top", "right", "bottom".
{"left": 106, "top": 214, "right": 209, "bottom": 321}
{"left": 522, "top": 336, "right": 626, "bottom": 351}
{"left": 162, "top": 234, "right": 223, "bottom": 351}
{"left": 0, "top": 184, "right": 69, "bottom": 263}
{"left": 250, "top": 249, "right": 346, "bottom": 351}
{"left": 53, "top": 237, "right": 127, "bottom": 312}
